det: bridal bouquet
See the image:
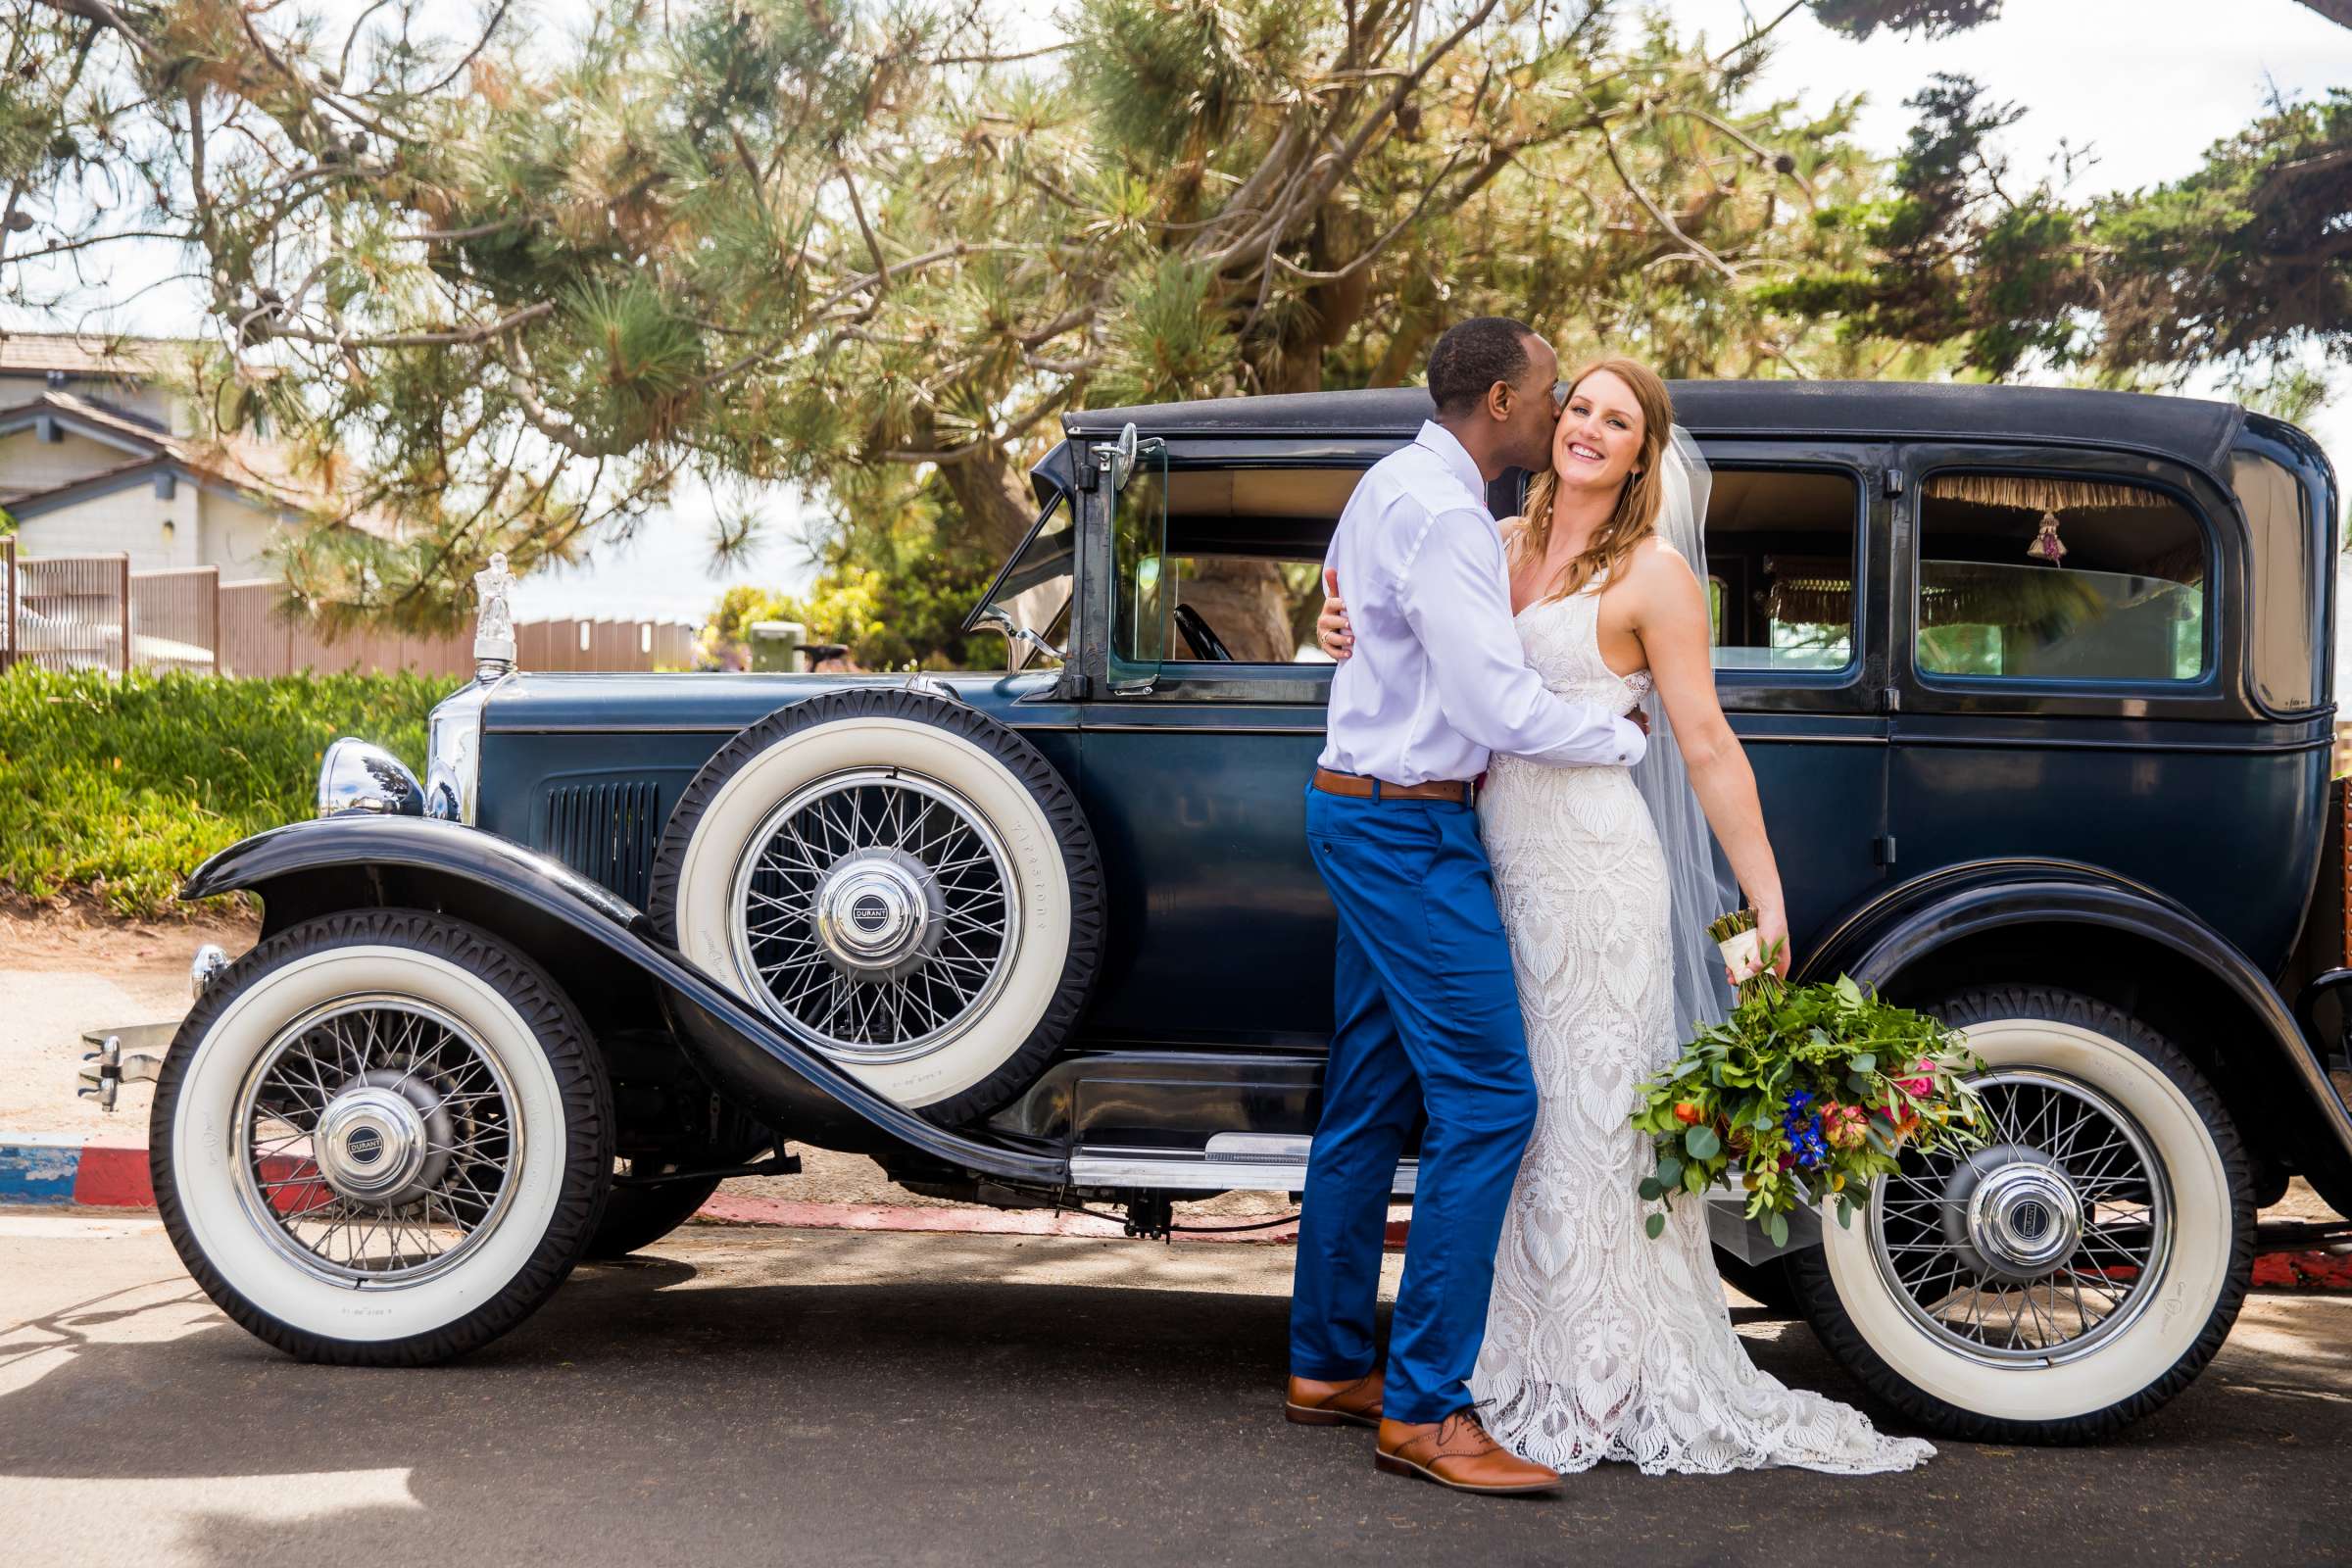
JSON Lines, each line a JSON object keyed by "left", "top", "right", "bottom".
{"left": 1630, "top": 910, "right": 1986, "bottom": 1247}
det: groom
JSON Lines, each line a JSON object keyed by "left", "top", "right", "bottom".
{"left": 1285, "top": 317, "right": 1650, "bottom": 1495}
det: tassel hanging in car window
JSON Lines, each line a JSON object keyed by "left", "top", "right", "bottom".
{"left": 2027, "top": 510, "right": 2068, "bottom": 564}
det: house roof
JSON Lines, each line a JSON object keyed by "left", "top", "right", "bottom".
{"left": 1064, "top": 381, "right": 2251, "bottom": 483}
{"left": 0, "top": 390, "right": 395, "bottom": 537}
{"left": 0, "top": 330, "right": 190, "bottom": 381}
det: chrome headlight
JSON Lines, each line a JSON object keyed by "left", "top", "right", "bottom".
{"left": 425, "top": 679, "right": 492, "bottom": 823}
{"left": 318, "top": 738, "right": 424, "bottom": 818}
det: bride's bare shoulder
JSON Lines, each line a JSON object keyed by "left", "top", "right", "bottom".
{"left": 1498, "top": 514, "right": 1529, "bottom": 545}
{"left": 1623, "top": 536, "right": 1706, "bottom": 618}
{"left": 1625, "top": 534, "right": 1695, "bottom": 582}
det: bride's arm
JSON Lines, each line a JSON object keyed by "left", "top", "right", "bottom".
{"left": 1626, "top": 541, "right": 1791, "bottom": 978}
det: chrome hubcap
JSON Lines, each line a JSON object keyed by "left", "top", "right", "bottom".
{"left": 1949, "top": 1148, "right": 2084, "bottom": 1282}
{"left": 233, "top": 996, "right": 520, "bottom": 1286}
{"left": 812, "top": 850, "right": 943, "bottom": 980}
{"left": 730, "top": 769, "right": 1019, "bottom": 1065}
{"left": 312, "top": 1070, "right": 455, "bottom": 1204}
{"left": 1869, "top": 1066, "right": 2171, "bottom": 1364}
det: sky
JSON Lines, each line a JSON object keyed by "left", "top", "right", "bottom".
{"left": 10, "top": 0, "right": 2350, "bottom": 628}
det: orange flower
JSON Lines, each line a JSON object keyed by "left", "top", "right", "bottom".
{"left": 1672, "top": 1102, "right": 1704, "bottom": 1126}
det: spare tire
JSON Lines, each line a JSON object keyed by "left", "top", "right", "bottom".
{"left": 648, "top": 687, "right": 1103, "bottom": 1124}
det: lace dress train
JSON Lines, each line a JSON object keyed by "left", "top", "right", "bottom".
{"left": 1467, "top": 585, "right": 1934, "bottom": 1477}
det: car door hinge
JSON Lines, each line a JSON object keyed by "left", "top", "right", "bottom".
{"left": 1885, "top": 469, "right": 1906, "bottom": 497}
{"left": 1873, "top": 834, "right": 1897, "bottom": 867}
{"left": 1880, "top": 688, "right": 1901, "bottom": 713}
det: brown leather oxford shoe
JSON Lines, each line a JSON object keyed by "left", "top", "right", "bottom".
{"left": 1284, "top": 1369, "right": 1386, "bottom": 1428}
{"left": 1374, "top": 1411, "right": 1562, "bottom": 1495}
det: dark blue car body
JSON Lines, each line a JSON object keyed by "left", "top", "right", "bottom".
{"left": 191, "top": 380, "right": 2352, "bottom": 1214}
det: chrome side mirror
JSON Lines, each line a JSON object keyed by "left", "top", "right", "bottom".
{"left": 1105, "top": 421, "right": 1141, "bottom": 494}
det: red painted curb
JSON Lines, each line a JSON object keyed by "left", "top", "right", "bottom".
{"left": 71, "top": 1145, "right": 154, "bottom": 1209}
{"left": 2254, "top": 1250, "right": 2352, "bottom": 1289}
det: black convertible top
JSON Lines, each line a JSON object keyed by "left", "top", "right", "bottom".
{"left": 1064, "top": 381, "right": 2248, "bottom": 481}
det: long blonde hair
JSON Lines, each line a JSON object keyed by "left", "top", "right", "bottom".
{"left": 1513, "top": 357, "right": 1675, "bottom": 603}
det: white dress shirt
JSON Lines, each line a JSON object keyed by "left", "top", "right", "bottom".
{"left": 1317, "top": 421, "right": 1647, "bottom": 785}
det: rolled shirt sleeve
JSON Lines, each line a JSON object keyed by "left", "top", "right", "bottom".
{"left": 1396, "top": 506, "right": 1648, "bottom": 769}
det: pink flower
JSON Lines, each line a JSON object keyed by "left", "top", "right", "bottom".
{"left": 1822, "top": 1102, "right": 1869, "bottom": 1151}
{"left": 1894, "top": 1057, "right": 1936, "bottom": 1101}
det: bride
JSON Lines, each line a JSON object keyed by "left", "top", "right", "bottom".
{"left": 1316, "top": 357, "right": 1933, "bottom": 1477}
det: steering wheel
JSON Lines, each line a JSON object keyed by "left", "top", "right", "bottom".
{"left": 1173, "top": 602, "right": 1235, "bottom": 662}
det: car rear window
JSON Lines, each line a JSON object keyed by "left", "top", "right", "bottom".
{"left": 1915, "top": 471, "right": 2208, "bottom": 684}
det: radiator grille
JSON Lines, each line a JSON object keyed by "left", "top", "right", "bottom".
{"left": 540, "top": 781, "right": 663, "bottom": 907}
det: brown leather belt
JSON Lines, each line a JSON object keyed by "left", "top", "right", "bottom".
{"left": 1312, "top": 766, "right": 1475, "bottom": 806}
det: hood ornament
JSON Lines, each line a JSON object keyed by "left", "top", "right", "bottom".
{"left": 472, "top": 552, "right": 518, "bottom": 678}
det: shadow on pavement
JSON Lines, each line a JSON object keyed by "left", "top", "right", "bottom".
{"left": 0, "top": 1230, "right": 2347, "bottom": 1567}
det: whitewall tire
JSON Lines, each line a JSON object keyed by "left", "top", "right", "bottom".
{"left": 150, "top": 909, "right": 612, "bottom": 1364}
{"left": 1791, "top": 985, "right": 2254, "bottom": 1444}
{"left": 648, "top": 688, "right": 1103, "bottom": 1124}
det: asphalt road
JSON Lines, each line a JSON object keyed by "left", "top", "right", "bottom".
{"left": 2, "top": 1209, "right": 2347, "bottom": 1568}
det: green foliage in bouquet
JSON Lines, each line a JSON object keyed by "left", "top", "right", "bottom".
{"left": 1632, "top": 912, "right": 1986, "bottom": 1249}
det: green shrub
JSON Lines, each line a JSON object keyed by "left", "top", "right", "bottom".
{"left": 0, "top": 666, "right": 459, "bottom": 917}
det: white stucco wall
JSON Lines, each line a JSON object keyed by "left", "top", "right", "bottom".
{"left": 0, "top": 424, "right": 145, "bottom": 500}
{"left": 197, "top": 487, "right": 280, "bottom": 578}
{"left": 11, "top": 479, "right": 198, "bottom": 570}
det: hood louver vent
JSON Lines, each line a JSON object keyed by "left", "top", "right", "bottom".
{"left": 539, "top": 780, "right": 662, "bottom": 907}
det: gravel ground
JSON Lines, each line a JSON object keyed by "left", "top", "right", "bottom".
{"left": 0, "top": 906, "right": 256, "bottom": 1138}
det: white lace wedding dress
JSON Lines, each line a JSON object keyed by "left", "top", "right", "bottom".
{"left": 1467, "top": 579, "right": 1935, "bottom": 1477}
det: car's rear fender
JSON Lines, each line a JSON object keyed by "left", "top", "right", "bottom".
{"left": 180, "top": 816, "right": 1071, "bottom": 1187}
{"left": 1802, "top": 858, "right": 2352, "bottom": 1184}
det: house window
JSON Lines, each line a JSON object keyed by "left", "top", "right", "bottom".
{"left": 1915, "top": 471, "right": 2208, "bottom": 683}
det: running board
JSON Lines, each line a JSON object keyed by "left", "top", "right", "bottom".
{"left": 1069, "top": 1134, "right": 1418, "bottom": 1196}
{"left": 1068, "top": 1134, "right": 1825, "bottom": 1258}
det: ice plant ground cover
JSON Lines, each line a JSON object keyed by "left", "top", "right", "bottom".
{"left": 0, "top": 667, "right": 455, "bottom": 915}
{"left": 1632, "top": 910, "right": 1987, "bottom": 1247}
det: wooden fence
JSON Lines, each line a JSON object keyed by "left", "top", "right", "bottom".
{"left": 2, "top": 542, "right": 695, "bottom": 677}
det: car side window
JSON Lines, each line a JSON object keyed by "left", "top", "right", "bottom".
{"left": 1123, "top": 466, "right": 1369, "bottom": 668}
{"left": 1915, "top": 470, "right": 2208, "bottom": 683}
{"left": 1702, "top": 468, "right": 1862, "bottom": 674}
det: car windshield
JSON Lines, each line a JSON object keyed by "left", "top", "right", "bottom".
{"left": 964, "top": 495, "right": 1073, "bottom": 662}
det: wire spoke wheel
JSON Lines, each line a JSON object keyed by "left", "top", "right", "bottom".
{"left": 232, "top": 994, "right": 522, "bottom": 1288}
{"left": 654, "top": 690, "right": 1102, "bottom": 1120}
{"left": 1868, "top": 1067, "right": 2172, "bottom": 1365}
{"left": 728, "top": 768, "right": 1019, "bottom": 1063}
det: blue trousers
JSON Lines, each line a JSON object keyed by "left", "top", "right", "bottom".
{"left": 1290, "top": 783, "right": 1539, "bottom": 1425}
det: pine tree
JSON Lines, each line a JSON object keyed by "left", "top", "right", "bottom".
{"left": 5, "top": 0, "right": 2341, "bottom": 655}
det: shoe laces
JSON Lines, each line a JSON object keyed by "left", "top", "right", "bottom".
{"left": 1436, "top": 1410, "right": 1498, "bottom": 1454}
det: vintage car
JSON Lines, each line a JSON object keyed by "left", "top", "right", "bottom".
{"left": 143, "top": 380, "right": 2348, "bottom": 1445}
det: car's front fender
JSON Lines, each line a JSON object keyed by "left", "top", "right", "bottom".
{"left": 181, "top": 816, "right": 1070, "bottom": 1187}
